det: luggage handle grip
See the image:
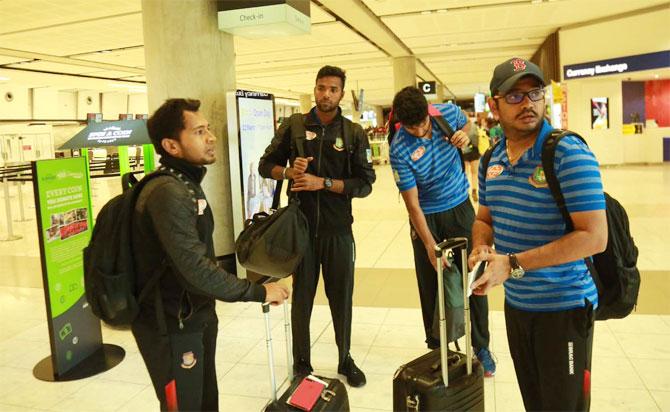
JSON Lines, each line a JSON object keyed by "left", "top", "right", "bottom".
{"left": 434, "top": 238, "right": 467, "bottom": 256}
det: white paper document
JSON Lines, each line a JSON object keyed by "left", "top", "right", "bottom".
{"left": 467, "top": 261, "right": 486, "bottom": 297}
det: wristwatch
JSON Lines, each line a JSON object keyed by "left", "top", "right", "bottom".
{"left": 508, "top": 253, "right": 525, "bottom": 279}
{"left": 323, "top": 177, "right": 333, "bottom": 190}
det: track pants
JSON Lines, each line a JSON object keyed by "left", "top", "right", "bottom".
{"left": 291, "top": 233, "right": 355, "bottom": 372}
{"left": 410, "top": 199, "right": 491, "bottom": 350}
{"left": 132, "top": 306, "right": 219, "bottom": 411}
{"left": 505, "top": 302, "right": 595, "bottom": 411}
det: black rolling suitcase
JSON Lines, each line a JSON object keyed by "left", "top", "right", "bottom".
{"left": 393, "top": 237, "right": 485, "bottom": 411}
{"left": 261, "top": 300, "right": 349, "bottom": 411}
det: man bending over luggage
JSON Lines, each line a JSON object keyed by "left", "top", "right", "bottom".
{"left": 469, "top": 58, "right": 607, "bottom": 411}
{"left": 259, "top": 65, "right": 376, "bottom": 387}
{"left": 390, "top": 86, "right": 496, "bottom": 377}
{"left": 132, "top": 98, "right": 289, "bottom": 411}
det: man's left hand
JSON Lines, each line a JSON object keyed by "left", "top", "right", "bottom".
{"left": 291, "top": 173, "right": 325, "bottom": 192}
{"left": 449, "top": 130, "right": 470, "bottom": 149}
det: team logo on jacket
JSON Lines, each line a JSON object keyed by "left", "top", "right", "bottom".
{"left": 181, "top": 351, "right": 197, "bottom": 369}
{"left": 486, "top": 164, "right": 504, "bottom": 179}
{"left": 197, "top": 199, "right": 208, "bottom": 215}
{"left": 529, "top": 166, "right": 548, "bottom": 188}
{"left": 305, "top": 131, "right": 317, "bottom": 140}
{"left": 333, "top": 137, "right": 345, "bottom": 152}
{"left": 410, "top": 146, "right": 426, "bottom": 161}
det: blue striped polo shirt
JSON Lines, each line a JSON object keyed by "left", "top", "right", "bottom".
{"left": 390, "top": 103, "right": 469, "bottom": 215}
{"left": 478, "top": 120, "right": 605, "bottom": 312}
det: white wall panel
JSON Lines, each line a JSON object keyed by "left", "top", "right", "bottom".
{"left": 76, "top": 91, "right": 101, "bottom": 120}
{"left": 101, "top": 92, "right": 128, "bottom": 120}
{"left": 57, "top": 91, "right": 77, "bottom": 119}
{"left": 0, "top": 86, "right": 31, "bottom": 119}
{"left": 128, "top": 93, "right": 148, "bottom": 116}
{"left": 560, "top": 8, "right": 670, "bottom": 66}
{"left": 32, "top": 87, "right": 59, "bottom": 118}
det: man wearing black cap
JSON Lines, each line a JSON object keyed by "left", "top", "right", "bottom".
{"left": 468, "top": 58, "right": 607, "bottom": 411}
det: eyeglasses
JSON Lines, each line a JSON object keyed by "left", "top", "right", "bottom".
{"left": 496, "top": 89, "right": 545, "bottom": 104}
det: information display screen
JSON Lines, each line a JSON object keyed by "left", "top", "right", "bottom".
{"left": 236, "top": 91, "right": 277, "bottom": 220}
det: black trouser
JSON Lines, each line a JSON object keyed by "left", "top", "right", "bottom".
{"left": 132, "top": 305, "right": 219, "bottom": 411}
{"left": 505, "top": 302, "right": 594, "bottom": 411}
{"left": 410, "top": 199, "right": 490, "bottom": 350}
{"left": 292, "top": 233, "right": 355, "bottom": 372}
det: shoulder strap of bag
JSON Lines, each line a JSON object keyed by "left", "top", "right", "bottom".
{"left": 541, "top": 129, "right": 588, "bottom": 231}
{"left": 542, "top": 129, "right": 601, "bottom": 292}
{"left": 432, "top": 114, "right": 465, "bottom": 173}
{"left": 289, "top": 113, "right": 307, "bottom": 158}
{"left": 271, "top": 113, "right": 307, "bottom": 209}
{"left": 480, "top": 140, "right": 501, "bottom": 177}
{"left": 342, "top": 117, "right": 354, "bottom": 176}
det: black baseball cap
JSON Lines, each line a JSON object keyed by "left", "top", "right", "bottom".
{"left": 490, "top": 57, "right": 545, "bottom": 95}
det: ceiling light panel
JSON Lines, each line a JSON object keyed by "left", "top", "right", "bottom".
{"left": 5, "top": 60, "right": 92, "bottom": 74}
{"left": 0, "top": 0, "right": 140, "bottom": 35}
{"left": 0, "top": 13, "right": 143, "bottom": 57}
{"left": 71, "top": 47, "right": 146, "bottom": 68}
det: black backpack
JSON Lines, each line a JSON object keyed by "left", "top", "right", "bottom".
{"left": 480, "top": 130, "right": 641, "bottom": 320}
{"left": 83, "top": 170, "right": 173, "bottom": 326}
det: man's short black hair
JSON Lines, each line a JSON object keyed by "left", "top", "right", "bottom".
{"left": 392, "top": 86, "right": 428, "bottom": 126}
{"left": 147, "top": 98, "right": 201, "bottom": 156}
{"left": 316, "top": 65, "right": 346, "bottom": 89}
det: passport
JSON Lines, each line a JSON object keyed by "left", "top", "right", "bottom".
{"left": 286, "top": 376, "right": 326, "bottom": 411}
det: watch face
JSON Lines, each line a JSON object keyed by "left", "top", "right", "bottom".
{"left": 510, "top": 268, "right": 524, "bottom": 279}
{"left": 324, "top": 178, "right": 332, "bottom": 188}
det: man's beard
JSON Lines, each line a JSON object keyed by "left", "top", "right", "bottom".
{"left": 316, "top": 100, "right": 338, "bottom": 113}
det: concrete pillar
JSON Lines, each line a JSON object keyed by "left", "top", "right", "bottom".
{"left": 351, "top": 102, "right": 361, "bottom": 124}
{"left": 299, "top": 94, "right": 312, "bottom": 113}
{"left": 393, "top": 56, "right": 417, "bottom": 93}
{"left": 373, "top": 105, "right": 384, "bottom": 127}
{"left": 142, "top": 0, "right": 237, "bottom": 255}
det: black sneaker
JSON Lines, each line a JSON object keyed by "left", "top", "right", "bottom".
{"left": 338, "top": 355, "right": 366, "bottom": 388}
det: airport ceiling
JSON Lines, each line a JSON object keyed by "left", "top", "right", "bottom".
{"left": 0, "top": 0, "right": 665, "bottom": 107}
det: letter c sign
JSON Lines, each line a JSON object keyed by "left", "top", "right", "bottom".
{"left": 418, "top": 81, "right": 436, "bottom": 96}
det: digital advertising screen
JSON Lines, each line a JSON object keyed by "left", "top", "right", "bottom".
{"left": 591, "top": 97, "right": 609, "bottom": 130}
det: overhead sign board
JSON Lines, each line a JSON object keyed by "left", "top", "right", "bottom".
{"left": 59, "top": 119, "right": 150, "bottom": 149}
{"left": 563, "top": 50, "right": 670, "bottom": 80}
{"left": 217, "top": 0, "right": 310, "bottom": 38}
{"left": 418, "top": 81, "right": 437, "bottom": 100}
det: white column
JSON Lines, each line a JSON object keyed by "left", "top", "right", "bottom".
{"left": 393, "top": 56, "right": 417, "bottom": 93}
{"left": 142, "top": 0, "right": 237, "bottom": 255}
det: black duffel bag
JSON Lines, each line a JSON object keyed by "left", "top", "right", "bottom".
{"left": 236, "top": 119, "right": 311, "bottom": 278}
{"left": 235, "top": 192, "right": 308, "bottom": 278}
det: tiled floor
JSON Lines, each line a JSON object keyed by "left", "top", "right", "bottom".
{"left": 1, "top": 163, "right": 669, "bottom": 411}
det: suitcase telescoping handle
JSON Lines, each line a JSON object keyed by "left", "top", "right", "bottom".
{"left": 434, "top": 237, "right": 472, "bottom": 388}
{"left": 262, "top": 301, "right": 294, "bottom": 402}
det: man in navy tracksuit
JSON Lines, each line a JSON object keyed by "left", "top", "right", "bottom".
{"left": 259, "top": 66, "right": 376, "bottom": 388}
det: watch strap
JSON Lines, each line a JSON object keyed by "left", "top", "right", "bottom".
{"left": 508, "top": 253, "right": 520, "bottom": 270}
